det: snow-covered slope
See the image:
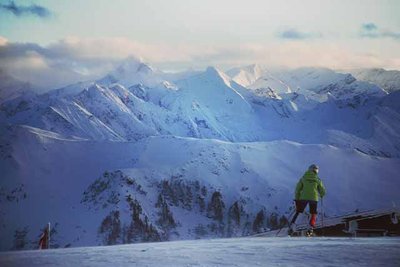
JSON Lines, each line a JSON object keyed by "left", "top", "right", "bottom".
{"left": 166, "top": 67, "right": 267, "bottom": 141}
{"left": 351, "top": 68, "right": 400, "bottom": 94}
{"left": 0, "top": 126, "right": 399, "bottom": 251}
{"left": 1, "top": 237, "right": 399, "bottom": 267}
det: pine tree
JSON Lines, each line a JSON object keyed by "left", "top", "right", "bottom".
{"left": 126, "top": 198, "right": 161, "bottom": 243}
{"left": 201, "top": 185, "right": 207, "bottom": 197}
{"left": 252, "top": 210, "right": 265, "bottom": 233}
{"left": 126, "top": 199, "right": 144, "bottom": 243}
{"left": 155, "top": 193, "right": 176, "bottom": 239}
{"left": 197, "top": 196, "right": 206, "bottom": 212}
{"left": 207, "top": 191, "right": 225, "bottom": 222}
{"left": 228, "top": 201, "right": 241, "bottom": 226}
{"left": 98, "top": 210, "right": 121, "bottom": 245}
{"left": 227, "top": 201, "right": 242, "bottom": 237}
{"left": 183, "top": 184, "right": 193, "bottom": 209}
{"left": 268, "top": 212, "right": 279, "bottom": 230}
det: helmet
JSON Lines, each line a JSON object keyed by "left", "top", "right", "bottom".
{"left": 308, "top": 164, "right": 319, "bottom": 171}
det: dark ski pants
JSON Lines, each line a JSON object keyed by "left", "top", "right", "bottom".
{"left": 296, "top": 200, "right": 318, "bottom": 214}
{"left": 290, "top": 200, "right": 318, "bottom": 225}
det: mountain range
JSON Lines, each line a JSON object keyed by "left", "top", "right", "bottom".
{"left": 1, "top": 57, "right": 399, "bottom": 251}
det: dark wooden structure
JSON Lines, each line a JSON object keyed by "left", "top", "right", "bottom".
{"left": 292, "top": 208, "right": 400, "bottom": 237}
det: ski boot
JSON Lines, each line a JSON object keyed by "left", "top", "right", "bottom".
{"left": 305, "top": 214, "right": 317, "bottom": 237}
{"left": 305, "top": 228, "right": 314, "bottom": 237}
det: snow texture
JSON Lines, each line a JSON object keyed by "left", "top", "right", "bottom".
{"left": 1, "top": 237, "right": 399, "bottom": 267}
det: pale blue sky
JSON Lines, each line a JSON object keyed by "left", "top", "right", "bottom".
{"left": 1, "top": 0, "right": 399, "bottom": 44}
{"left": 0, "top": 0, "right": 400, "bottom": 89}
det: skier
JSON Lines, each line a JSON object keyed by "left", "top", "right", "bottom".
{"left": 38, "top": 226, "right": 49, "bottom": 249}
{"left": 289, "top": 164, "right": 326, "bottom": 234}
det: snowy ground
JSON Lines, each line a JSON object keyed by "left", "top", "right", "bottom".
{"left": 1, "top": 237, "right": 399, "bottom": 267}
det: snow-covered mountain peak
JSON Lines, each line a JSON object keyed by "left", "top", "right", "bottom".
{"left": 274, "top": 67, "right": 349, "bottom": 90}
{"left": 242, "top": 64, "right": 264, "bottom": 77}
{"left": 248, "top": 72, "right": 291, "bottom": 95}
{"left": 97, "top": 57, "right": 166, "bottom": 88}
{"left": 350, "top": 68, "right": 400, "bottom": 94}
{"left": 0, "top": 70, "right": 33, "bottom": 103}
{"left": 267, "top": 67, "right": 387, "bottom": 104}
{"left": 115, "top": 56, "right": 153, "bottom": 76}
{"left": 86, "top": 83, "right": 107, "bottom": 97}
{"left": 205, "top": 66, "right": 224, "bottom": 77}
{"left": 175, "top": 67, "right": 245, "bottom": 97}
{"left": 226, "top": 64, "right": 265, "bottom": 87}
{"left": 79, "top": 83, "right": 125, "bottom": 105}
{"left": 204, "top": 66, "right": 232, "bottom": 86}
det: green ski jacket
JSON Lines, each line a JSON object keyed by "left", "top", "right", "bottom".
{"left": 295, "top": 170, "right": 326, "bottom": 201}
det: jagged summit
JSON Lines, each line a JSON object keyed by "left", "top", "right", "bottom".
{"left": 204, "top": 66, "right": 233, "bottom": 87}
{"left": 97, "top": 56, "right": 165, "bottom": 88}
{"left": 177, "top": 66, "right": 247, "bottom": 99}
{"left": 0, "top": 70, "right": 32, "bottom": 103}
{"left": 226, "top": 64, "right": 265, "bottom": 87}
{"left": 115, "top": 56, "right": 153, "bottom": 75}
{"left": 350, "top": 68, "right": 400, "bottom": 94}
{"left": 205, "top": 66, "right": 221, "bottom": 75}
{"left": 226, "top": 64, "right": 293, "bottom": 96}
{"left": 79, "top": 83, "right": 112, "bottom": 100}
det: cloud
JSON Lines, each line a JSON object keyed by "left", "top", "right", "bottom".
{"left": 0, "top": 38, "right": 116, "bottom": 91}
{"left": 0, "top": 36, "right": 399, "bottom": 92}
{"left": 0, "top": 1, "right": 51, "bottom": 18}
{"left": 362, "top": 23, "right": 378, "bottom": 31}
{"left": 277, "top": 28, "right": 322, "bottom": 40}
{"left": 360, "top": 23, "right": 400, "bottom": 40}
{"left": 381, "top": 32, "right": 400, "bottom": 39}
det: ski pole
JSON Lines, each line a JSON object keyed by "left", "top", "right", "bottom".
{"left": 276, "top": 201, "right": 296, "bottom": 236}
{"left": 321, "top": 198, "right": 324, "bottom": 236}
{"left": 321, "top": 198, "right": 324, "bottom": 227}
{"left": 276, "top": 210, "right": 295, "bottom": 237}
{"left": 48, "top": 222, "right": 51, "bottom": 249}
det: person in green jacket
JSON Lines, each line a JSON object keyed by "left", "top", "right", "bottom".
{"left": 289, "top": 164, "right": 326, "bottom": 229}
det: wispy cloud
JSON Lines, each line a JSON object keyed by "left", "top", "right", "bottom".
{"left": 360, "top": 22, "right": 400, "bottom": 40}
{"left": 276, "top": 28, "right": 322, "bottom": 40}
{"left": 381, "top": 32, "right": 400, "bottom": 39}
{"left": 0, "top": 1, "right": 51, "bottom": 18}
{"left": 361, "top": 23, "right": 378, "bottom": 32}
